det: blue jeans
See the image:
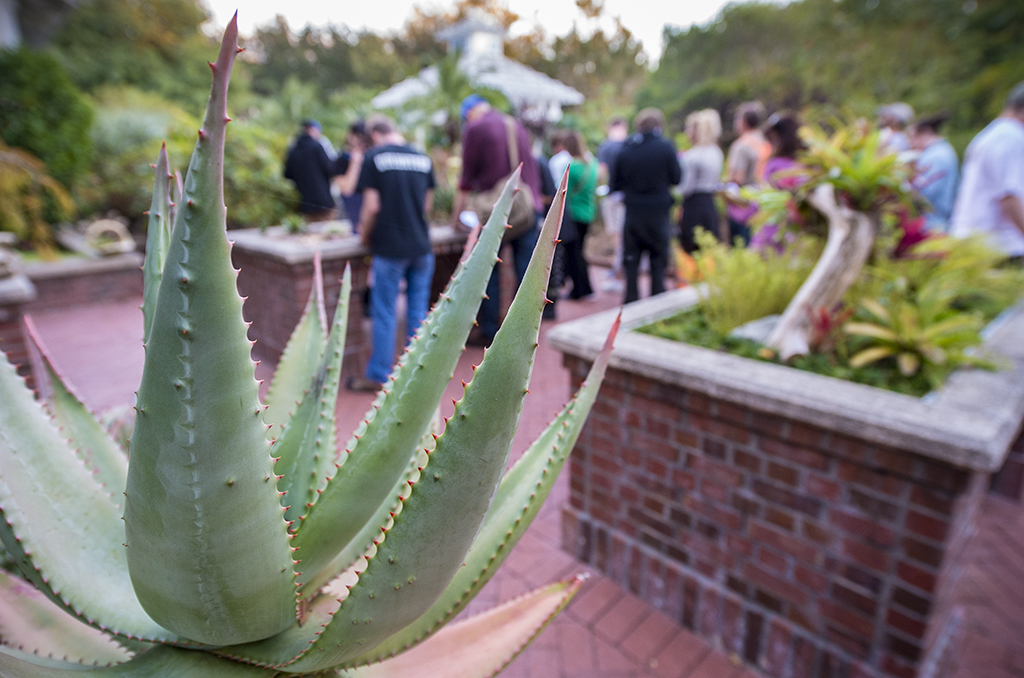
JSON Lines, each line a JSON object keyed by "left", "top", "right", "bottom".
{"left": 366, "top": 253, "right": 435, "bottom": 383}
{"left": 478, "top": 220, "right": 540, "bottom": 339}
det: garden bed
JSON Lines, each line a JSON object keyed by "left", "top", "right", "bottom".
{"left": 549, "top": 288, "right": 1024, "bottom": 678}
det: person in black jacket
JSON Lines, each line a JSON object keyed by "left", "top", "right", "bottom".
{"left": 284, "top": 119, "right": 336, "bottom": 222}
{"left": 611, "top": 108, "right": 682, "bottom": 303}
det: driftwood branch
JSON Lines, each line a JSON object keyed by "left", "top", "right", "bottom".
{"left": 765, "top": 183, "right": 878, "bottom": 360}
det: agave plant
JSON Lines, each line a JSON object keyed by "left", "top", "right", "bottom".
{"left": 0, "top": 16, "right": 618, "bottom": 677}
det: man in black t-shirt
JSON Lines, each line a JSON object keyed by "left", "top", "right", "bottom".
{"left": 348, "top": 115, "right": 436, "bottom": 392}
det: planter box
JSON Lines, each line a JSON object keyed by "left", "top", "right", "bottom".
{"left": 549, "top": 289, "right": 1024, "bottom": 678}
{"left": 229, "top": 226, "right": 466, "bottom": 378}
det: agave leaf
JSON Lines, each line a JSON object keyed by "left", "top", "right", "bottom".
{"left": 275, "top": 265, "right": 352, "bottom": 524}
{"left": 222, "top": 169, "right": 557, "bottom": 672}
{"left": 0, "top": 645, "right": 276, "bottom": 677}
{"left": 280, "top": 163, "right": 561, "bottom": 674}
{"left": 289, "top": 169, "right": 522, "bottom": 588}
{"left": 0, "top": 354, "right": 172, "bottom": 642}
{"left": 124, "top": 16, "right": 296, "bottom": 646}
{"left": 262, "top": 252, "right": 330, "bottom": 441}
{"left": 336, "top": 576, "right": 585, "bottom": 678}
{"left": 0, "top": 571, "right": 132, "bottom": 666}
{"left": 848, "top": 345, "right": 896, "bottom": 368}
{"left": 22, "top": 318, "right": 127, "bottom": 506}
{"left": 141, "top": 143, "right": 174, "bottom": 345}
{"left": 349, "top": 312, "right": 621, "bottom": 667}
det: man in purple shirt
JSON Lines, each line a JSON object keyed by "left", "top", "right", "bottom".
{"left": 453, "top": 94, "right": 544, "bottom": 345}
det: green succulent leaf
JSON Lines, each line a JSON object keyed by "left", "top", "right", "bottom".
{"left": 141, "top": 144, "right": 174, "bottom": 345}
{"left": 0, "top": 570, "right": 133, "bottom": 666}
{"left": 22, "top": 318, "right": 128, "bottom": 506}
{"left": 289, "top": 169, "right": 522, "bottom": 588}
{"left": 124, "top": 17, "right": 296, "bottom": 646}
{"left": 262, "top": 252, "right": 330, "bottom": 441}
{"left": 275, "top": 265, "right": 351, "bottom": 525}
{"left": 350, "top": 310, "right": 621, "bottom": 667}
{"left": 0, "top": 645, "right": 276, "bottom": 677}
{"left": 0, "top": 353, "right": 172, "bottom": 643}
{"left": 335, "top": 576, "right": 586, "bottom": 678}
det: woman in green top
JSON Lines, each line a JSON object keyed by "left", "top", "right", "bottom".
{"left": 561, "top": 129, "right": 598, "bottom": 300}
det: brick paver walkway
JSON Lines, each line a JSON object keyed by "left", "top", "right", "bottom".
{"left": 19, "top": 269, "right": 1024, "bottom": 678}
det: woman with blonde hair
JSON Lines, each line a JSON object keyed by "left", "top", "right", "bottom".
{"left": 678, "top": 109, "right": 724, "bottom": 253}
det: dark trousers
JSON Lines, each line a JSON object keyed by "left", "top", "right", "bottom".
{"left": 622, "top": 210, "right": 671, "bottom": 304}
{"left": 479, "top": 221, "right": 541, "bottom": 339}
{"left": 679, "top": 192, "right": 720, "bottom": 253}
{"left": 562, "top": 219, "right": 593, "bottom": 299}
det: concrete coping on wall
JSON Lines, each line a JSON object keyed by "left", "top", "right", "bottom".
{"left": 229, "top": 225, "right": 467, "bottom": 266}
{"left": 0, "top": 274, "right": 36, "bottom": 306}
{"left": 20, "top": 252, "right": 144, "bottom": 281}
{"left": 548, "top": 288, "right": 1024, "bottom": 473}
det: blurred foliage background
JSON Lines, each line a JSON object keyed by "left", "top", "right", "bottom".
{"left": 0, "top": 0, "right": 1021, "bottom": 246}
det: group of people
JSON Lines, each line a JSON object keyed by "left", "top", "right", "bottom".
{"left": 279, "top": 78, "right": 1024, "bottom": 393}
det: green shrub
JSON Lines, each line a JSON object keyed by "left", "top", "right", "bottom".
{"left": 78, "top": 88, "right": 293, "bottom": 230}
{"left": 76, "top": 88, "right": 197, "bottom": 222}
{"left": 0, "top": 49, "right": 93, "bottom": 188}
{"left": 693, "top": 229, "right": 820, "bottom": 335}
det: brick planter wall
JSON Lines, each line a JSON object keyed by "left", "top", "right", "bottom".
{"left": 230, "top": 226, "right": 465, "bottom": 377}
{"left": 549, "top": 290, "right": 1024, "bottom": 678}
{"left": 0, "top": 275, "right": 36, "bottom": 384}
{"left": 562, "top": 358, "right": 988, "bottom": 677}
{"left": 21, "top": 253, "right": 143, "bottom": 313}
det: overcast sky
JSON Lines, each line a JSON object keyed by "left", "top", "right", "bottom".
{"left": 200, "top": 0, "right": 735, "bottom": 64}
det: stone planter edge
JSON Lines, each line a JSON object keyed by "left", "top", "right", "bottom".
{"left": 547, "top": 288, "right": 1024, "bottom": 473}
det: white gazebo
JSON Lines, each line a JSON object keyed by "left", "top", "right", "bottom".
{"left": 371, "top": 15, "right": 584, "bottom": 122}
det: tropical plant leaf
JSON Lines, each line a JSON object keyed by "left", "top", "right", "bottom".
{"left": 124, "top": 17, "right": 296, "bottom": 646}
{"left": 335, "top": 576, "right": 586, "bottom": 678}
{"left": 262, "top": 252, "right": 330, "bottom": 441}
{"left": 843, "top": 321, "right": 898, "bottom": 342}
{"left": 848, "top": 345, "right": 896, "bottom": 368}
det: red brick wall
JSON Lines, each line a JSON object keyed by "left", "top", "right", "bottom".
{"left": 0, "top": 304, "right": 31, "bottom": 384}
{"left": 24, "top": 266, "right": 143, "bottom": 313}
{"left": 561, "top": 356, "right": 988, "bottom": 678}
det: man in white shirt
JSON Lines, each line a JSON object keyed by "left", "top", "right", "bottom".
{"left": 950, "top": 81, "right": 1024, "bottom": 259}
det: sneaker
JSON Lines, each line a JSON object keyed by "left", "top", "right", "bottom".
{"left": 347, "top": 376, "right": 383, "bottom": 393}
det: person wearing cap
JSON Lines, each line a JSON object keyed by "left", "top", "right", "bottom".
{"left": 284, "top": 119, "right": 337, "bottom": 222}
{"left": 877, "top": 103, "right": 914, "bottom": 154}
{"left": 909, "top": 113, "right": 959, "bottom": 233}
{"left": 950, "top": 81, "right": 1024, "bottom": 261}
{"left": 453, "top": 94, "right": 544, "bottom": 345}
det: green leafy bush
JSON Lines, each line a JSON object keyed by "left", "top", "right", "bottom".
{"left": 78, "top": 88, "right": 293, "bottom": 230}
{"left": 0, "top": 142, "right": 75, "bottom": 255}
{"left": 692, "top": 229, "right": 820, "bottom": 335}
{"left": 0, "top": 49, "right": 93, "bottom": 189}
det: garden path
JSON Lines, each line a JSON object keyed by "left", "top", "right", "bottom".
{"left": 22, "top": 266, "right": 1024, "bottom": 678}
